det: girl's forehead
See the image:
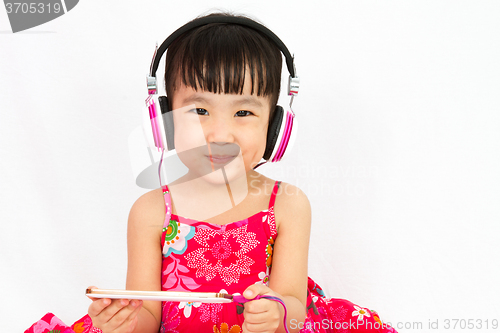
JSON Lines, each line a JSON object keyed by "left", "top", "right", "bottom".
{"left": 173, "top": 82, "right": 272, "bottom": 109}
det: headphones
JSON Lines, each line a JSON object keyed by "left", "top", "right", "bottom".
{"left": 144, "top": 15, "right": 300, "bottom": 165}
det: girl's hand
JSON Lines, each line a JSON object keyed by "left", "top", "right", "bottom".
{"left": 86, "top": 285, "right": 143, "bottom": 333}
{"left": 242, "top": 284, "right": 283, "bottom": 333}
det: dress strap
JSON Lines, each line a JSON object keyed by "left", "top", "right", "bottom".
{"left": 161, "top": 184, "right": 172, "bottom": 229}
{"left": 263, "top": 180, "right": 280, "bottom": 245}
{"left": 268, "top": 181, "right": 281, "bottom": 209}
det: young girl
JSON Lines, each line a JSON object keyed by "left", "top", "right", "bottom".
{"left": 25, "top": 12, "right": 397, "bottom": 333}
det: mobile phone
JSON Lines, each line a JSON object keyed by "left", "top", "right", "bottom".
{"left": 86, "top": 288, "right": 233, "bottom": 303}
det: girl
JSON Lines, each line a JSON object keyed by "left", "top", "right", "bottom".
{"left": 25, "top": 12, "right": 397, "bottom": 333}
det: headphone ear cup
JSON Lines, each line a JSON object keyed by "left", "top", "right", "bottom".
{"left": 263, "top": 105, "right": 284, "bottom": 161}
{"left": 158, "top": 96, "right": 175, "bottom": 150}
{"left": 276, "top": 106, "right": 297, "bottom": 162}
{"left": 264, "top": 105, "right": 296, "bottom": 162}
{"left": 143, "top": 95, "right": 166, "bottom": 150}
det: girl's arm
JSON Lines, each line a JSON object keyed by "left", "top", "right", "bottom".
{"left": 243, "top": 182, "right": 311, "bottom": 333}
{"left": 126, "top": 189, "right": 165, "bottom": 333}
{"left": 270, "top": 182, "right": 311, "bottom": 333}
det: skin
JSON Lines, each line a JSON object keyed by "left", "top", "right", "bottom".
{"left": 87, "top": 75, "right": 311, "bottom": 333}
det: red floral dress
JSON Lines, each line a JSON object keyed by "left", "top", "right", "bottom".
{"left": 159, "top": 181, "right": 398, "bottom": 333}
{"left": 24, "top": 181, "right": 397, "bottom": 333}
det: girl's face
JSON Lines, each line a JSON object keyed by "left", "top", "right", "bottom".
{"left": 171, "top": 74, "right": 271, "bottom": 185}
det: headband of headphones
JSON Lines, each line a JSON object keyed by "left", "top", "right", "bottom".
{"left": 147, "top": 15, "right": 300, "bottom": 97}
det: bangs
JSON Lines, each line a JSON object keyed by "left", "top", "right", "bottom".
{"left": 165, "top": 22, "right": 282, "bottom": 105}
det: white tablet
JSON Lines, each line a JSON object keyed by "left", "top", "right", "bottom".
{"left": 86, "top": 288, "right": 233, "bottom": 303}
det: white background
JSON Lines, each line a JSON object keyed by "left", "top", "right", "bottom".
{"left": 1, "top": 1, "right": 499, "bottom": 332}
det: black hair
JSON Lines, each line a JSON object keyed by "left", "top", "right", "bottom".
{"left": 164, "top": 13, "right": 283, "bottom": 117}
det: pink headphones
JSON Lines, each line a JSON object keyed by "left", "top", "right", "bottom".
{"left": 143, "top": 15, "right": 299, "bottom": 166}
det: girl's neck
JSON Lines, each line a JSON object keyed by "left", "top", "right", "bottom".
{"left": 168, "top": 169, "right": 262, "bottom": 222}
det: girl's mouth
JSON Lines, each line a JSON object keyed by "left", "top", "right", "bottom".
{"left": 206, "top": 155, "right": 237, "bottom": 165}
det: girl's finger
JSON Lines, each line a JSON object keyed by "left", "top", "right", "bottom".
{"left": 100, "top": 301, "right": 139, "bottom": 333}
{"left": 242, "top": 309, "right": 270, "bottom": 324}
{"left": 94, "top": 299, "right": 130, "bottom": 324}
{"left": 114, "top": 300, "right": 143, "bottom": 332}
{"left": 243, "top": 320, "right": 278, "bottom": 333}
{"left": 243, "top": 284, "right": 271, "bottom": 300}
{"left": 243, "top": 298, "right": 270, "bottom": 314}
{"left": 88, "top": 298, "right": 112, "bottom": 317}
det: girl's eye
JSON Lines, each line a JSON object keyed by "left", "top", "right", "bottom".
{"left": 190, "top": 108, "right": 208, "bottom": 116}
{"left": 235, "top": 110, "right": 254, "bottom": 117}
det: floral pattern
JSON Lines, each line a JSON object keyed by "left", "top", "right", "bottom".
{"left": 163, "top": 220, "right": 195, "bottom": 257}
{"left": 352, "top": 305, "right": 371, "bottom": 321}
{"left": 372, "top": 309, "right": 386, "bottom": 327}
{"left": 213, "top": 322, "right": 241, "bottom": 333}
{"left": 25, "top": 314, "right": 95, "bottom": 333}
{"left": 163, "top": 255, "right": 202, "bottom": 291}
{"left": 160, "top": 302, "right": 181, "bottom": 333}
{"left": 185, "top": 225, "right": 259, "bottom": 285}
{"left": 329, "top": 304, "right": 348, "bottom": 322}
{"left": 199, "top": 303, "right": 223, "bottom": 323}
{"left": 328, "top": 304, "right": 349, "bottom": 333}
{"left": 26, "top": 314, "right": 69, "bottom": 333}
{"left": 262, "top": 207, "right": 277, "bottom": 237}
{"left": 71, "top": 315, "right": 92, "bottom": 333}
{"left": 255, "top": 270, "right": 269, "bottom": 285}
{"left": 265, "top": 237, "right": 274, "bottom": 268}
{"left": 305, "top": 277, "right": 398, "bottom": 332}
{"left": 178, "top": 301, "right": 202, "bottom": 318}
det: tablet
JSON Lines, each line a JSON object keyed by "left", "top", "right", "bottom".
{"left": 86, "top": 288, "right": 233, "bottom": 303}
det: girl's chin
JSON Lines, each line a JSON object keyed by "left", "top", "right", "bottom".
{"left": 197, "top": 166, "right": 247, "bottom": 185}
{"left": 180, "top": 152, "right": 252, "bottom": 186}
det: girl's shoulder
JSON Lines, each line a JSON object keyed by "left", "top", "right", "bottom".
{"left": 254, "top": 174, "right": 311, "bottom": 230}
{"left": 252, "top": 173, "right": 310, "bottom": 208}
{"left": 130, "top": 188, "right": 165, "bottom": 214}
{"left": 274, "top": 181, "right": 311, "bottom": 217}
{"left": 128, "top": 188, "right": 166, "bottom": 237}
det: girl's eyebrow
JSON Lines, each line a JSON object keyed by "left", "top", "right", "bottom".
{"left": 231, "top": 96, "right": 263, "bottom": 108}
{"left": 181, "top": 94, "right": 264, "bottom": 108}
{"left": 181, "top": 94, "right": 212, "bottom": 106}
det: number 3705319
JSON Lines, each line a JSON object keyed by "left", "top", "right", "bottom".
{"left": 444, "top": 319, "right": 498, "bottom": 330}
{"left": 5, "top": 3, "right": 62, "bottom": 14}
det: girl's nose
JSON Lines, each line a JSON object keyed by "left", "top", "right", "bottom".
{"left": 205, "top": 116, "right": 234, "bottom": 144}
